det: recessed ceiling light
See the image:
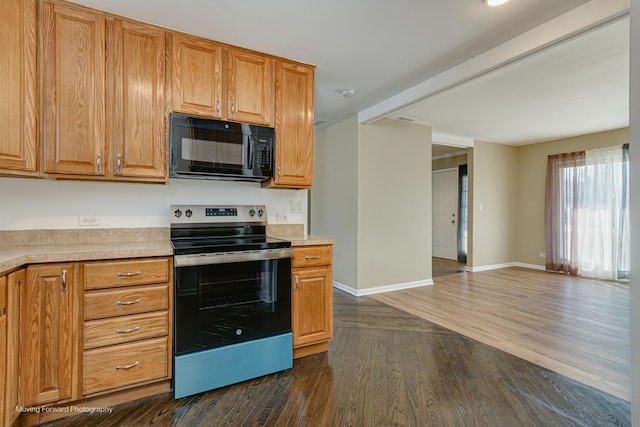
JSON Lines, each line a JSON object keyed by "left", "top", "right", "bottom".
{"left": 483, "top": 0, "right": 510, "bottom": 6}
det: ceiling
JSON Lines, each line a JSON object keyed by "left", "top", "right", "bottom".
{"left": 72, "top": 0, "right": 627, "bottom": 146}
{"left": 398, "top": 16, "right": 629, "bottom": 146}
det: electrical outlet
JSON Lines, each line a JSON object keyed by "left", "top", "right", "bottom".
{"left": 78, "top": 215, "right": 100, "bottom": 226}
{"left": 539, "top": 252, "right": 546, "bottom": 258}
{"left": 276, "top": 214, "right": 288, "bottom": 222}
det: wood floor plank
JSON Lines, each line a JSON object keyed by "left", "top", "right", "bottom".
{"left": 372, "top": 266, "right": 631, "bottom": 401}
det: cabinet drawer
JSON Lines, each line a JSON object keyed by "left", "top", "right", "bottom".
{"left": 85, "top": 284, "right": 168, "bottom": 320}
{"left": 83, "top": 337, "right": 169, "bottom": 395}
{"left": 84, "top": 311, "right": 169, "bottom": 349}
{"left": 292, "top": 245, "right": 332, "bottom": 268}
{"left": 84, "top": 258, "right": 170, "bottom": 289}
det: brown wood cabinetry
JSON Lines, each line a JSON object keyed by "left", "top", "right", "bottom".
{"left": 82, "top": 257, "right": 172, "bottom": 396}
{"left": 0, "top": 276, "right": 6, "bottom": 425}
{"left": 291, "top": 244, "right": 333, "bottom": 358}
{"left": 107, "top": 18, "right": 168, "bottom": 180}
{"left": 263, "top": 61, "right": 314, "bottom": 189}
{"left": 5, "top": 269, "right": 24, "bottom": 427}
{"left": 172, "top": 37, "right": 274, "bottom": 126}
{"left": 0, "top": 0, "right": 37, "bottom": 175}
{"left": 42, "top": 1, "right": 168, "bottom": 182}
{"left": 42, "top": 1, "right": 106, "bottom": 176}
{"left": 227, "top": 48, "right": 273, "bottom": 125}
{"left": 171, "top": 33, "right": 224, "bottom": 118}
{"left": 20, "top": 264, "right": 78, "bottom": 406}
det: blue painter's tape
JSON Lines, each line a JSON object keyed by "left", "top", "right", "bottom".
{"left": 174, "top": 333, "right": 292, "bottom": 399}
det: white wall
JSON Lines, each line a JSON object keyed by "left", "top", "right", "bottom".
{"left": 311, "top": 115, "right": 359, "bottom": 289}
{"left": 469, "top": 140, "right": 518, "bottom": 269}
{"left": 357, "top": 119, "right": 432, "bottom": 290}
{"left": 0, "top": 177, "right": 307, "bottom": 230}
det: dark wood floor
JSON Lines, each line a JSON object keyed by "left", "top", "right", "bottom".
{"left": 43, "top": 290, "right": 631, "bottom": 426}
{"left": 432, "top": 257, "right": 466, "bottom": 277}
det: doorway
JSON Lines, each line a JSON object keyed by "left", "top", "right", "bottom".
{"left": 432, "top": 168, "right": 458, "bottom": 260}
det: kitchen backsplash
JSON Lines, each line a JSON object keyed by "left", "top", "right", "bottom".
{"left": 0, "top": 177, "right": 307, "bottom": 231}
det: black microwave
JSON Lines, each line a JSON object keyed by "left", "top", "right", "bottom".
{"left": 169, "top": 113, "right": 274, "bottom": 182}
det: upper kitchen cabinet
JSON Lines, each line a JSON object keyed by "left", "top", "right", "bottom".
{"left": 171, "top": 36, "right": 274, "bottom": 126}
{"left": 227, "top": 48, "right": 273, "bottom": 126}
{"left": 171, "top": 33, "right": 224, "bottom": 118}
{"left": 0, "top": 0, "right": 37, "bottom": 175}
{"left": 42, "top": 1, "right": 168, "bottom": 182}
{"left": 263, "top": 60, "right": 314, "bottom": 189}
{"left": 42, "top": 0, "right": 107, "bottom": 176}
{"left": 106, "top": 18, "right": 168, "bottom": 180}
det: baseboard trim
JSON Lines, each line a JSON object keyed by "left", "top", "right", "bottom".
{"left": 466, "top": 262, "right": 516, "bottom": 272}
{"left": 514, "top": 262, "right": 546, "bottom": 271}
{"left": 466, "top": 262, "right": 547, "bottom": 272}
{"left": 333, "top": 279, "right": 434, "bottom": 297}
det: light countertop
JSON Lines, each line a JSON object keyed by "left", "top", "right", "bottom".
{"left": 0, "top": 226, "right": 335, "bottom": 275}
{"left": 0, "top": 240, "right": 173, "bottom": 275}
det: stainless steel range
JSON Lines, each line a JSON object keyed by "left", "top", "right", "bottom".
{"left": 170, "top": 204, "right": 293, "bottom": 399}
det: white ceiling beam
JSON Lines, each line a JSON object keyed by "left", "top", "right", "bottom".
{"left": 432, "top": 133, "right": 474, "bottom": 148}
{"left": 358, "top": 0, "right": 630, "bottom": 125}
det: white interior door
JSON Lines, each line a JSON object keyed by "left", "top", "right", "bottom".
{"left": 432, "top": 169, "right": 458, "bottom": 260}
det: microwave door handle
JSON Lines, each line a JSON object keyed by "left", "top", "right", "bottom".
{"left": 247, "top": 136, "right": 254, "bottom": 170}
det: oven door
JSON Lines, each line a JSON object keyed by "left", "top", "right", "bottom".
{"left": 174, "top": 249, "right": 292, "bottom": 355}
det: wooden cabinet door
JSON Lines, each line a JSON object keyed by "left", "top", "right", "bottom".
{"left": 108, "top": 18, "right": 167, "bottom": 180}
{"left": 268, "top": 61, "right": 314, "bottom": 188}
{"left": 42, "top": 1, "right": 106, "bottom": 176}
{"left": 0, "top": 0, "right": 37, "bottom": 174}
{"left": 0, "top": 276, "right": 5, "bottom": 425}
{"left": 172, "top": 33, "right": 224, "bottom": 118}
{"left": 292, "top": 267, "right": 333, "bottom": 347}
{"left": 227, "top": 48, "right": 273, "bottom": 125}
{"left": 0, "top": 314, "right": 5, "bottom": 425}
{"left": 21, "top": 264, "right": 75, "bottom": 406}
{"left": 5, "top": 269, "right": 24, "bottom": 427}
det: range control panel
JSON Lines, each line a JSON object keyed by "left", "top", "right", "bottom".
{"left": 170, "top": 205, "right": 266, "bottom": 224}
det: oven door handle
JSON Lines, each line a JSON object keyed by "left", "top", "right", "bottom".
{"left": 174, "top": 248, "right": 293, "bottom": 267}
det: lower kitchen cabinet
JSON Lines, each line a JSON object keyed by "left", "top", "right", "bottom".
{"left": 0, "top": 275, "right": 7, "bottom": 425}
{"left": 5, "top": 269, "right": 24, "bottom": 427}
{"left": 21, "top": 264, "right": 78, "bottom": 406}
{"left": 291, "top": 244, "right": 333, "bottom": 358}
{"left": 1, "top": 256, "right": 172, "bottom": 425}
{"left": 82, "top": 257, "right": 172, "bottom": 395}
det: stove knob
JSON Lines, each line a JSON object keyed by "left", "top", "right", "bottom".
{"left": 249, "top": 209, "right": 256, "bottom": 217}
{"left": 174, "top": 209, "right": 182, "bottom": 218}
{"left": 185, "top": 209, "right": 192, "bottom": 218}
{"left": 257, "top": 208, "right": 264, "bottom": 217}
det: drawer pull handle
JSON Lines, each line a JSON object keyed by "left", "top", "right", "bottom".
{"left": 116, "top": 271, "right": 141, "bottom": 277}
{"left": 305, "top": 255, "right": 321, "bottom": 259}
{"left": 115, "top": 361, "right": 140, "bottom": 370}
{"left": 61, "top": 269, "right": 68, "bottom": 293}
{"left": 116, "top": 298, "right": 141, "bottom": 306}
{"left": 115, "top": 326, "right": 141, "bottom": 334}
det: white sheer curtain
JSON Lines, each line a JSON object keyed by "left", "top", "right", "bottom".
{"left": 575, "top": 146, "right": 630, "bottom": 280}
